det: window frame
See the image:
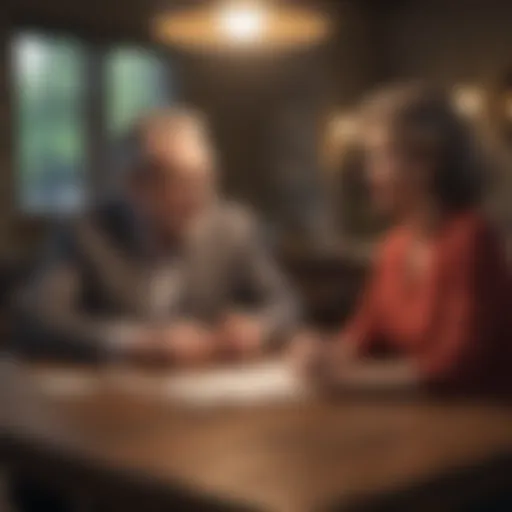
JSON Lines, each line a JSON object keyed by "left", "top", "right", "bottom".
{"left": 10, "top": 22, "right": 180, "bottom": 220}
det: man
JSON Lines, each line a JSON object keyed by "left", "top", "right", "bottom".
{"left": 13, "top": 108, "right": 298, "bottom": 365}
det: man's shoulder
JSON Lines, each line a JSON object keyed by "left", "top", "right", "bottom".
{"left": 51, "top": 200, "right": 134, "bottom": 250}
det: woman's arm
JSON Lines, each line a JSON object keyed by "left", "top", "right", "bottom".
{"left": 339, "top": 238, "right": 391, "bottom": 357}
{"left": 415, "top": 220, "right": 507, "bottom": 385}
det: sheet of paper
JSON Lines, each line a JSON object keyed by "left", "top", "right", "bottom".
{"left": 336, "top": 360, "right": 420, "bottom": 392}
{"left": 164, "top": 360, "right": 309, "bottom": 407}
{"left": 34, "top": 371, "right": 99, "bottom": 397}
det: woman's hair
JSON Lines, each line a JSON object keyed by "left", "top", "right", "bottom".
{"left": 361, "top": 83, "right": 485, "bottom": 211}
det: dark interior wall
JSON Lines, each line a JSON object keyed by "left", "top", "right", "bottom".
{"left": 384, "top": 0, "right": 512, "bottom": 215}
{"left": 330, "top": 1, "right": 389, "bottom": 105}
{"left": 1, "top": 0, "right": 382, "bottom": 257}
{"left": 386, "top": 0, "right": 512, "bottom": 87}
{"left": 4, "top": 0, "right": 512, "bottom": 257}
{"left": 0, "top": 19, "right": 13, "bottom": 252}
{"left": 180, "top": 1, "right": 386, "bottom": 241}
{"left": 1, "top": 0, "right": 164, "bottom": 258}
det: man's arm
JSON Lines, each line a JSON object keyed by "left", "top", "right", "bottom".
{"left": 232, "top": 213, "right": 300, "bottom": 345}
{"left": 11, "top": 226, "right": 148, "bottom": 361}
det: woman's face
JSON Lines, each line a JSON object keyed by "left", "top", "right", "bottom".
{"left": 364, "top": 125, "right": 427, "bottom": 217}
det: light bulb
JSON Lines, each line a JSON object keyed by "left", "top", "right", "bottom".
{"left": 217, "top": 2, "right": 266, "bottom": 43}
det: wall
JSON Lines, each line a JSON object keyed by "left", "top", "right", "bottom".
{"left": 386, "top": 0, "right": 512, "bottom": 88}
{"left": 0, "top": 19, "right": 13, "bottom": 255}
{"left": 1, "top": 0, "right": 164, "bottom": 258}
{"left": 13, "top": 0, "right": 512, "bottom": 256}
{"left": 385, "top": 0, "right": 512, "bottom": 229}
{"left": 0, "top": 0, "right": 380, "bottom": 257}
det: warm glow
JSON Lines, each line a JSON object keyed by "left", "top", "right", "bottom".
{"left": 329, "top": 114, "right": 359, "bottom": 143}
{"left": 217, "top": 3, "right": 266, "bottom": 43}
{"left": 322, "top": 112, "right": 359, "bottom": 172}
{"left": 505, "top": 95, "right": 512, "bottom": 119}
{"left": 153, "top": 3, "right": 331, "bottom": 52}
{"left": 453, "top": 86, "right": 484, "bottom": 118}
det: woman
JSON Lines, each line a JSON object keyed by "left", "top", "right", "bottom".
{"left": 296, "top": 84, "right": 512, "bottom": 395}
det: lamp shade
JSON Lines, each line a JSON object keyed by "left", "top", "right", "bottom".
{"left": 153, "top": 2, "right": 332, "bottom": 52}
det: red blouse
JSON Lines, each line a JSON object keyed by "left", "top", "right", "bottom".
{"left": 343, "top": 210, "right": 512, "bottom": 393}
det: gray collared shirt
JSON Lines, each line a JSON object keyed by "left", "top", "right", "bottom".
{"left": 13, "top": 200, "right": 299, "bottom": 361}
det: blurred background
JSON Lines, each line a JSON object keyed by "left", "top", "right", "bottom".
{"left": 2, "top": 0, "right": 512, "bottom": 325}
{"left": 4, "top": 2, "right": 512, "bottom": 511}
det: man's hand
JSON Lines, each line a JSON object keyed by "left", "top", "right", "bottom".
{"left": 217, "top": 314, "right": 266, "bottom": 361}
{"left": 160, "top": 322, "right": 216, "bottom": 367}
{"left": 121, "top": 328, "right": 166, "bottom": 365}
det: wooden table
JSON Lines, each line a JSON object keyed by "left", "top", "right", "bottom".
{"left": 2, "top": 359, "right": 512, "bottom": 512}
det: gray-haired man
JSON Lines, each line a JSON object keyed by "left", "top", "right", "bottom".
{"left": 14, "top": 109, "right": 298, "bottom": 364}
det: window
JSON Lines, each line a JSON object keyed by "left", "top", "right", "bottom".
{"left": 12, "top": 31, "right": 175, "bottom": 214}
{"left": 13, "top": 33, "right": 87, "bottom": 213}
{"left": 106, "top": 47, "right": 172, "bottom": 139}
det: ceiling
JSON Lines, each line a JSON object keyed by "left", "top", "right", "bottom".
{"left": 9, "top": 0, "right": 401, "bottom": 32}
{"left": 7, "top": 0, "right": 408, "bottom": 56}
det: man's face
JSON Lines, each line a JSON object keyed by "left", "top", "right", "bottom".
{"left": 128, "top": 125, "right": 214, "bottom": 237}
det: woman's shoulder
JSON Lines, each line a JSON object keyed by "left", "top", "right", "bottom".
{"left": 378, "top": 210, "right": 502, "bottom": 261}
{"left": 440, "top": 210, "right": 511, "bottom": 272}
{"left": 445, "top": 209, "right": 500, "bottom": 248}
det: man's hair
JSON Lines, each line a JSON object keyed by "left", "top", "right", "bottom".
{"left": 115, "top": 106, "right": 214, "bottom": 179}
{"left": 134, "top": 107, "right": 208, "bottom": 146}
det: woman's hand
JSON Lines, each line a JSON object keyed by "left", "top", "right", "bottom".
{"left": 288, "top": 330, "right": 329, "bottom": 380}
{"left": 335, "top": 358, "right": 420, "bottom": 392}
{"left": 288, "top": 331, "right": 362, "bottom": 387}
{"left": 160, "top": 322, "right": 217, "bottom": 367}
